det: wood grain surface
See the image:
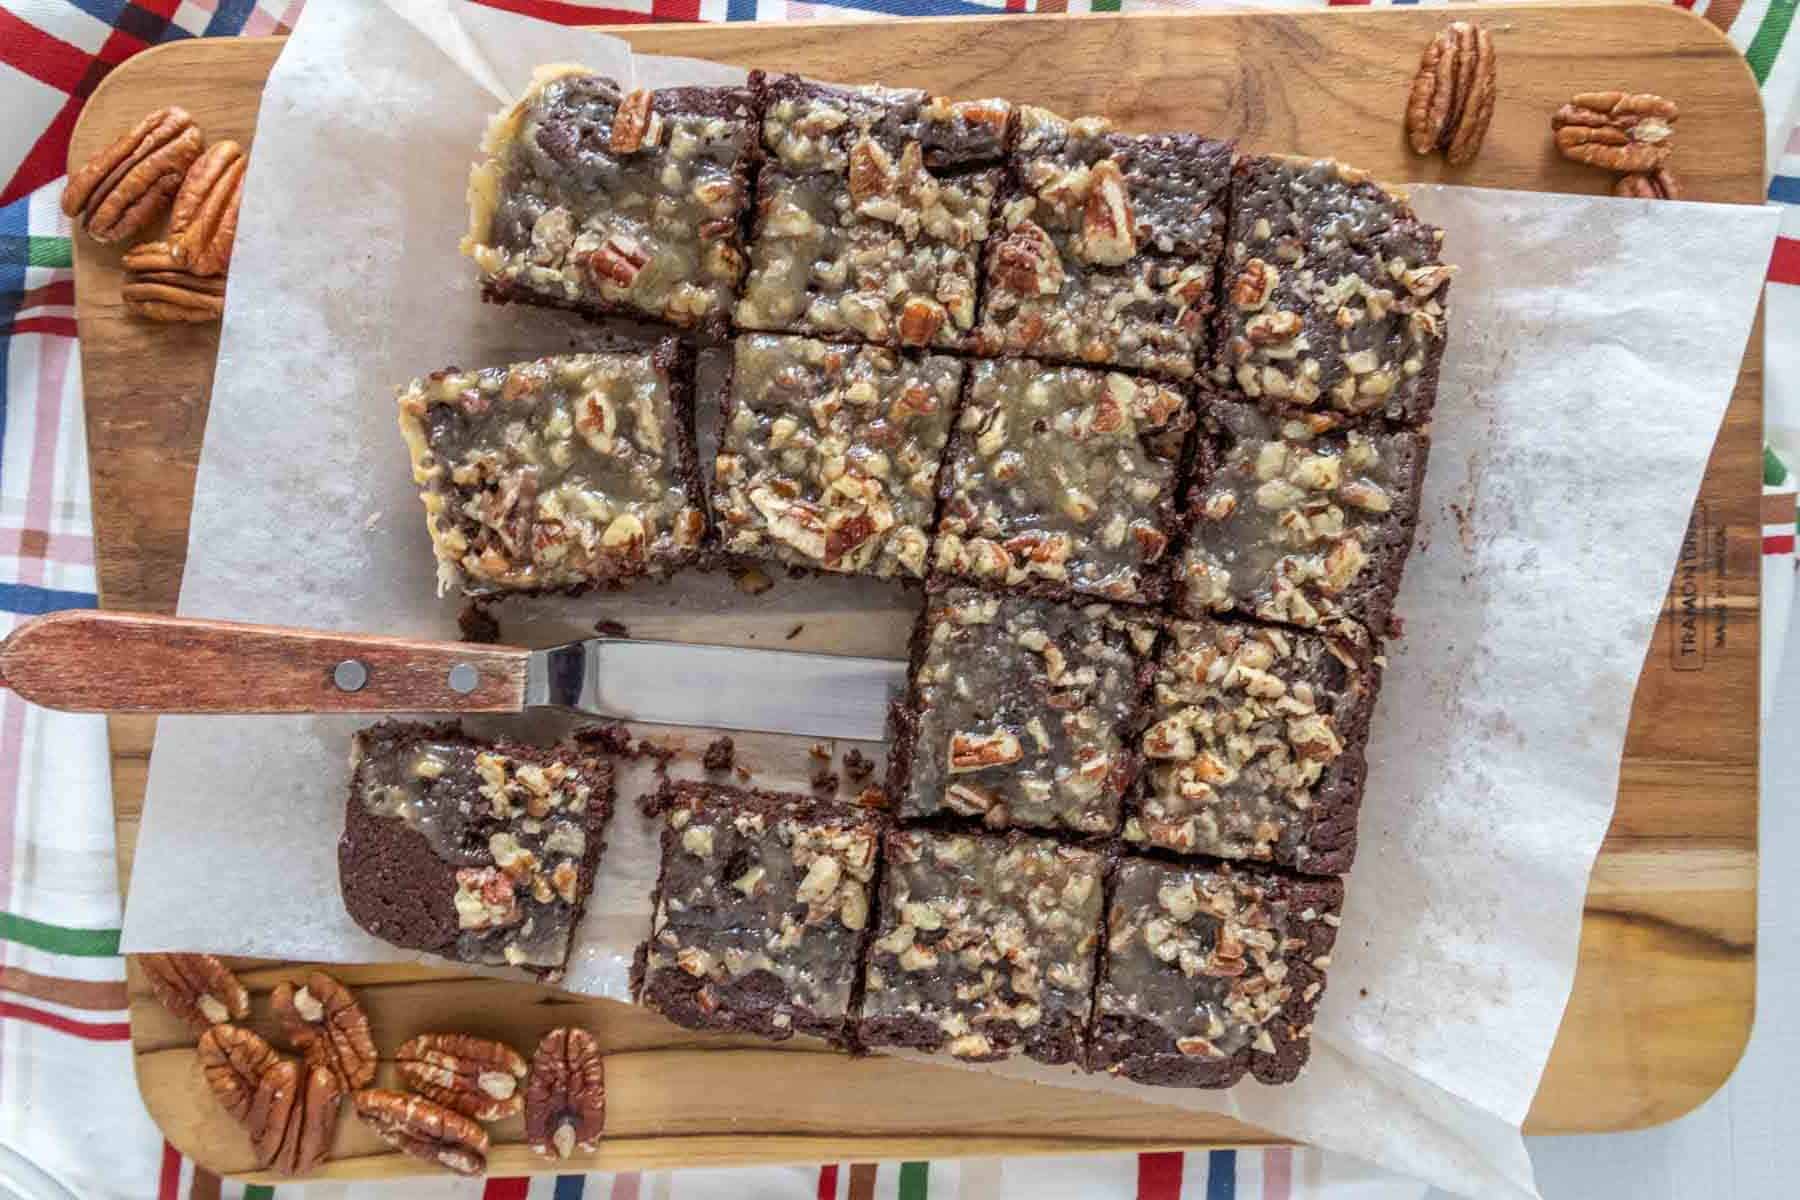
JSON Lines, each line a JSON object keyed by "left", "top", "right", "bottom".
{"left": 0, "top": 610, "right": 530, "bottom": 713}
{"left": 71, "top": 5, "right": 1761, "bottom": 1181}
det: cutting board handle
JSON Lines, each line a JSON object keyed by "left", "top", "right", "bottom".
{"left": 0, "top": 610, "right": 529, "bottom": 714}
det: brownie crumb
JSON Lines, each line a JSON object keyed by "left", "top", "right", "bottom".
{"left": 841, "top": 749, "right": 874, "bottom": 783}
{"left": 572, "top": 722, "right": 636, "bottom": 757}
{"left": 593, "top": 618, "right": 631, "bottom": 639}
{"left": 458, "top": 602, "right": 501, "bottom": 644}
{"left": 735, "top": 766, "right": 753, "bottom": 784}
{"left": 702, "top": 736, "right": 736, "bottom": 772}
{"left": 809, "top": 743, "right": 831, "bottom": 761}
{"left": 810, "top": 765, "right": 839, "bottom": 793}
{"left": 786, "top": 623, "right": 805, "bottom": 641}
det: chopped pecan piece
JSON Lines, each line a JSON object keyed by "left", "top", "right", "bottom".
{"left": 248, "top": 1058, "right": 342, "bottom": 1177}
{"left": 948, "top": 730, "right": 1025, "bottom": 772}
{"left": 272, "top": 970, "right": 377, "bottom": 1091}
{"left": 1078, "top": 159, "right": 1137, "bottom": 265}
{"left": 62, "top": 106, "right": 203, "bottom": 243}
{"left": 396, "top": 1033, "right": 529, "bottom": 1122}
{"left": 991, "top": 220, "right": 1066, "bottom": 296}
{"left": 140, "top": 952, "right": 249, "bottom": 1033}
{"left": 1552, "top": 92, "right": 1678, "bottom": 172}
{"left": 587, "top": 235, "right": 650, "bottom": 287}
{"left": 848, "top": 137, "right": 898, "bottom": 202}
{"left": 1405, "top": 22, "right": 1497, "bottom": 165}
{"left": 525, "top": 1027, "right": 606, "bottom": 1159}
{"left": 354, "top": 1088, "right": 488, "bottom": 1176}
{"left": 610, "top": 89, "right": 662, "bottom": 153}
{"left": 897, "top": 297, "right": 948, "bottom": 346}
{"left": 197, "top": 1024, "right": 280, "bottom": 1124}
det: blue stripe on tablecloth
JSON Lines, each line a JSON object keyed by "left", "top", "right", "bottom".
{"left": 0, "top": 582, "right": 98, "bottom": 615}
{"left": 727, "top": 0, "right": 757, "bottom": 20}
{"left": 552, "top": 1176, "right": 586, "bottom": 1200}
{"left": 1770, "top": 174, "right": 1800, "bottom": 203}
{"left": 60, "top": 0, "right": 129, "bottom": 26}
{"left": 808, "top": 0, "right": 1001, "bottom": 16}
{"left": 0, "top": 193, "right": 25, "bottom": 474}
{"left": 1206, "top": 1151, "right": 1237, "bottom": 1200}
{"left": 204, "top": 0, "right": 261, "bottom": 38}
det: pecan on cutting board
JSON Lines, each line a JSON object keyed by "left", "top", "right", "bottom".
{"left": 524, "top": 1027, "right": 606, "bottom": 1159}
{"left": 272, "top": 971, "right": 377, "bottom": 1091}
{"left": 353, "top": 1089, "right": 489, "bottom": 1176}
{"left": 395, "top": 1033, "right": 529, "bottom": 1122}
{"left": 248, "top": 1058, "right": 342, "bottom": 1177}
{"left": 1615, "top": 167, "right": 1683, "bottom": 200}
{"left": 1405, "top": 21, "right": 1496, "bottom": 165}
{"left": 139, "top": 952, "right": 249, "bottom": 1033}
{"left": 62, "top": 107, "right": 203, "bottom": 243}
{"left": 197, "top": 1024, "right": 280, "bottom": 1124}
{"left": 1552, "top": 91, "right": 1678, "bottom": 171}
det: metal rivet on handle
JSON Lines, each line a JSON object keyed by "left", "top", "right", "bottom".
{"left": 447, "top": 663, "right": 479, "bottom": 694}
{"left": 333, "top": 660, "right": 369, "bottom": 692}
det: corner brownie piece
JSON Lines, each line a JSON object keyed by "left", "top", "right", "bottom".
{"left": 1131, "top": 618, "right": 1376, "bottom": 874}
{"left": 736, "top": 76, "right": 1012, "bottom": 350}
{"left": 860, "top": 830, "right": 1103, "bottom": 1065}
{"left": 398, "top": 343, "right": 707, "bottom": 597}
{"left": 974, "top": 107, "right": 1232, "bottom": 379}
{"left": 1092, "top": 857, "right": 1341, "bottom": 1087}
{"left": 637, "top": 782, "right": 879, "bottom": 1044}
{"left": 934, "top": 359, "right": 1192, "bottom": 603}
{"left": 1172, "top": 401, "right": 1425, "bottom": 637}
{"left": 339, "top": 721, "right": 612, "bottom": 977}
{"left": 713, "top": 334, "right": 962, "bottom": 580}
{"left": 464, "top": 67, "right": 756, "bottom": 335}
{"left": 1218, "top": 156, "right": 1453, "bottom": 425}
{"left": 890, "top": 586, "right": 1158, "bottom": 834}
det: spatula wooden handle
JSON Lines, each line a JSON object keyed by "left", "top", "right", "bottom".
{"left": 0, "top": 610, "right": 529, "bottom": 714}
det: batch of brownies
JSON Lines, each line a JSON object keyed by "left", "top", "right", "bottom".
{"left": 340, "top": 66, "right": 1452, "bottom": 1090}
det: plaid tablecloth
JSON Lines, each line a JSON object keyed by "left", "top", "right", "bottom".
{"left": 1, "top": 1, "right": 1794, "bottom": 1197}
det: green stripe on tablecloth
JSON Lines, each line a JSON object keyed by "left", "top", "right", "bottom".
{"left": 0, "top": 912, "right": 120, "bottom": 957}
{"left": 1748, "top": 0, "right": 1799, "bottom": 83}
{"left": 26, "top": 237, "right": 71, "bottom": 269}
{"left": 1091, "top": 0, "right": 1122, "bottom": 11}
{"left": 242, "top": 1186, "right": 274, "bottom": 1200}
{"left": 1767, "top": 445, "right": 1790, "bottom": 486}
{"left": 898, "top": 1162, "right": 929, "bottom": 1200}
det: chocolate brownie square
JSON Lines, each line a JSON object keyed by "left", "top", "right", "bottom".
{"left": 397, "top": 342, "right": 707, "bottom": 597}
{"left": 1130, "top": 617, "right": 1377, "bottom": 874}
{"left": 889, "top": 586, "right": 1158, "bottom": 834}
{"left": 339, "top": 721, "right": 613, "bottom": 978}
{"left": 1172, "top": 400, "right": 1426, "bottom": 638}
{"left": 464, "top": 68, "right": 757, "bottom": 336}
{"left": 736, "top": 76, "right": 1012, "bottom": 350}
{"left": 1217, "top": 156, "right": 1453, "bottom": 425}
{"left": 860, "top": 829, "right": 1104, "bottom": 1065}
{"left": 1091, "top": 857, "right": 1341, "bottom": 1087}
{"left": 973, "top": 107, "right": 1233, "bottom": 379}
{"left": 637, "top": 782, "right": 880, "bottom": 1045}
{"left": 712, "top": 333, "right": 964, "bottom": 580}
{"left": 933, "top": 359, "right": 1192, "bottom": 604}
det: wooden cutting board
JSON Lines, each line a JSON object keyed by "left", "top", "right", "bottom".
{"left": 76, "top": 5, "right": 1761, "bottom": 1181}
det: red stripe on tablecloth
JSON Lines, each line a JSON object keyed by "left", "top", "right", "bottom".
{"left": 17, "top": 281, "right": 75, "bottom": 312}
{"left": 1769, "top": 236, "right": 1800, "bottom": 284}
{"left": 0, "top": 999, "right": 132, "bottom": 1040}
{"left": 1262, "top": 1148, "right": 1293, "bottom": 1199}
{"left": 818, "top": 1164, "right": 840, "bottom": 1200}
{"left": 1138, "top": 1152, "right": 1185, "bottom": 1200}
{"left": 8, "top": 317, "right": 79, "bottom": 339}
{"left": 0, "top": 96, "right": 82, "bottom": 208}
{"left": 609, "top": 1173, "right": 642, "bottom": 1200}
{"left": 470, "top": 0, "right": 664, "bottom": 24}
{"left": 482, "top": 1179, "right": 530, "bottom": 1200}
{"left": 1765, "top": 533, "right": 1795, "bottom": 554}
{"left": 158, "top": 1142, "right": 181, "bottom": 1200}
{"left": 0, "top": 9, "right": 94, "bottom": 92}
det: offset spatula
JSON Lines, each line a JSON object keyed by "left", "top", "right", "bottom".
{"left": 0, "top": 610, "right": 906, "bottom": 742}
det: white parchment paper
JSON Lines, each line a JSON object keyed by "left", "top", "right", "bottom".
{"left": 119, "top": 1, "right": 1780, "bottom": 1196}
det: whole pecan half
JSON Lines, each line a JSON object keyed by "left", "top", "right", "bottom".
{"left": 396, "top": 1033, "right": 529, "bottom": 1122}
{"left": 1552, "top": 92, "right": 1678, "bottom": 171}
{"left": 525, "top": 1027, "right": 606, "bottom": 1159}
{"left": 62, "top": 107, "right": 203, "bottom": 244}
{"left": 1614, "top": 167, "right": 1683, "bottom": 201}
{"left": 121, "top": 275, "right": 225, "bottom": 323}
{"left": 169, "top": 140, "right": 246, "bottom": 277}
{"left": 353, "top": 1089, "right": 489, "bottom": 1176}
{"left": 1405, "top": 22, "right": 1497, "bottom": 165}
{"left": 197, "top": 1024, "right": 279, "bottom": 1124}
{"left": 272, "top": 971, "right": 378, "bottom": 1091}
{"left": 247, "top": 1058, "right": 342, "bottom": 1176}
{"left": 139, "top": 953, "right": 249, "bottom": 1032}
